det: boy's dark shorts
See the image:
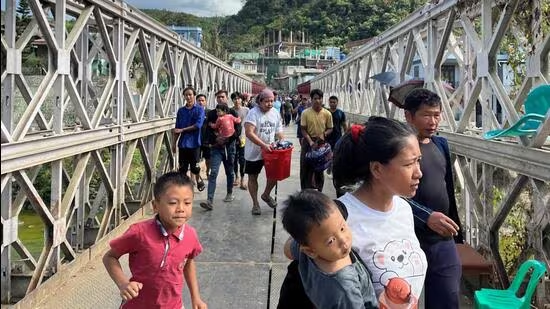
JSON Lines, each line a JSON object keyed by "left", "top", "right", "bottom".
{"left": 179, "top": 147, "right": 201, "bottom": 164}
{"left": 244, "top": 160, "right": 264, "bottom": 175}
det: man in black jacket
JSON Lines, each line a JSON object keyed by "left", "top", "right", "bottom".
{"left": 199, "top": 89, "right": 242, "bottom": 211}
{"left": 404, "top": 88, "right": 463, "bottom": 309}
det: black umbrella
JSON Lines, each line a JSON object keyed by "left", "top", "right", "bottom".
{"left": 388, "top": 79, "right": 454, "bottom": 108}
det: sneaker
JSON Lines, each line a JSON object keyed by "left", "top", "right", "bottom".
{"left": 223, "top": 193, "right": 235, "bottom": 202}
{"left": 197, "top": 179, "right": 205, "bottom": 192}
{"left": 251, "top": 205, "right": 261, "bottom": 215}
{"left": 199, "top": 200, "right": 213, "bottom": 211}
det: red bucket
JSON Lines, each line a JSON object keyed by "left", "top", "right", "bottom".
{"left": 262, "top": 147, "right": 293, "bottom": 181}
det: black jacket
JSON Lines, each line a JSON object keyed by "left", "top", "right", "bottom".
{"left": 203, "top": 107, "right": 242, "bottom": 147}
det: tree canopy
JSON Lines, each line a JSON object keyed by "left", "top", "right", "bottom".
{"left": 142, "top": 0, "right": 425, "bottom": 59}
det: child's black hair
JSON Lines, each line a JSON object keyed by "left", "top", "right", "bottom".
{"left": 215, "top": 104, "right": 229, "bottom": 113}
{"left": 281, "top": 189, "right": 335, "bottom": 245}
{"left": 154, "top": 171, "right": 194, "bottom": 200}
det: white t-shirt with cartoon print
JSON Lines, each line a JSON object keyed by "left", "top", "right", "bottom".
{"left": 244, "top": 107, "right": 283, "bottom": 161}
{"left": 339, "top": 193, "right": 427, "bottom": 299}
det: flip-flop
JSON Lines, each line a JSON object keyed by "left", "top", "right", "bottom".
{"left": 261, "top": 195, "right": 277, "bottom": 209}
{"left": 197, "top": 179, "right": 205, "bottom": 192}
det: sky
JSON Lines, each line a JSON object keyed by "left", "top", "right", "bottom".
{"left": 1, "top": 0, "right": 244, "bottom": 17}
{"left": 125, "top": 0, "right": 244, "bottom": 17}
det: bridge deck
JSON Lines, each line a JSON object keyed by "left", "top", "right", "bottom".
{"left": 28, "top": 125, "right": 473, "bottom": 309}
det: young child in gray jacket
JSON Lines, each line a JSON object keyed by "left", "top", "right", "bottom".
{"left": 282, "top": 189, "right": 378, "bottom": 309}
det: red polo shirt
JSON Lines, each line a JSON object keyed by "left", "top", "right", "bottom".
{"left": 109, "top": 218, "right": 203, "bottom": 309}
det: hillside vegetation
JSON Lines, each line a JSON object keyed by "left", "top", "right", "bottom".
{"left": 142, "top": 0, "right": 426, "bottom": 59}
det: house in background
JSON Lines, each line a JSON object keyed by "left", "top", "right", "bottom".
{"left": 228, "top": 52, "right": 265, "bottom": 83}
{"left": 168, "top": 26, "right": 202, "bottom": 48}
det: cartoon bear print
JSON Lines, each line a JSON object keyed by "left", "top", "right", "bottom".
{"left": 373, "top": 239, "right": 425, "bottom": 286}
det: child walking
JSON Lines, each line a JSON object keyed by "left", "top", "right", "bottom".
{"left": 103, "top": 172, "right": 207, "bottom": 309}
{"left": 281, "top": 189, "right": 378, "bottom": 309}
{"left": 209, "top": 104, "right": 241, "bottom": 146}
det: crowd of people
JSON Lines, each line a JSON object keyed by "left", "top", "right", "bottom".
{"left": 103, "top": 86, "right": 465, "bottom": 309}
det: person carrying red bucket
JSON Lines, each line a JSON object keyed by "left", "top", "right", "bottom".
{"left": 243, "top": 88, "right": 288, "bottom": 216}
{"left": 262, "top": 141, "right": 293, "bottom": 182}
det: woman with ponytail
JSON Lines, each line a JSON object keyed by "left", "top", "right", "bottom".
{"left": 278, "top": 116, "right": 427, "bottom": 308}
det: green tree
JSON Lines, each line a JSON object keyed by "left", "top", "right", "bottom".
{"left": 16, "top": 0, "right": 32, "bottom": 36}
{"left": 16, "top": 0, "right": 31, "bottom": 18}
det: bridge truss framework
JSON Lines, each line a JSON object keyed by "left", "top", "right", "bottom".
{"left": 310, "top": 0, "right": 549, "bottom": 302}
{"left": 1, "top": 0, "right": 250, "bottom": 304}
{"left": 0, "top": 0, "right": 549, "bottom": 307}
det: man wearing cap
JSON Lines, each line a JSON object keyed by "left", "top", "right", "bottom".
{"left": 243, "top": 89, "right": 284, "bottom": 215}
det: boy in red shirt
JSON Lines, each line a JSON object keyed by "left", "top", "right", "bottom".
{"left": 103, "top": 172, "right": 206, "bottom": 309}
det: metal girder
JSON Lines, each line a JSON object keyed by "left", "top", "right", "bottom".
{"left": 2, "top": 119, "right": 174, "bottom": 174}
{"left": 1, "top": 0, "right": 253, "bottom": 303}
{"left": 440, "top": 132, "right": 550, "bottom": 182}
{"left": 310, "top": 0, "right": 550, "bottom": 299}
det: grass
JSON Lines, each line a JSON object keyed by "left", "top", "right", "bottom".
{"left": 14, "top": 210, "right": 45, "bottom": 261}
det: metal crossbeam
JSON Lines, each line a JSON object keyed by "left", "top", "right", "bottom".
{"left": 310, "top": 0, "right": 550, "bottom": 300}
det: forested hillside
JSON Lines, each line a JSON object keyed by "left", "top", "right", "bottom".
{"left": 142, "top": 0, "right": 425, "bottom": 59}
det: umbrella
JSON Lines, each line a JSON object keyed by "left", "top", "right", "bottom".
{"left": 370, "top": 71, "right": 413, "bottom": 87}
{"left": 388, "top": 79, "right": 454, "bottom": 108}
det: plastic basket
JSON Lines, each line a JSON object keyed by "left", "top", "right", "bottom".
{"left": 262, "top": 147, "right": 293, "bottom": 181}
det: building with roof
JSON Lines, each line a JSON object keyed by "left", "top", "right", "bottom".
{"left": 168, "top": 26, "right": 202, "bottom": 48}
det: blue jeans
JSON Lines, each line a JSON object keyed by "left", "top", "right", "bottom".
{"left": 421, "top": 239, "right": 462, "bottom": 309}
{"left": 207, "top": 142, "right": 236, "bottom": 201}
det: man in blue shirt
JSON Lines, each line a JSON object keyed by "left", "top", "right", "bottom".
{"left": 173, "top": 86, "right": 205, "bottom": 191}
{"left": 273, "top": 90, "right": 283, "bottom": 117}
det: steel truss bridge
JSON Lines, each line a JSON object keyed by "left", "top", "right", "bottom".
{"left": 1, "top": 0, "right": 549, "bottom": 307}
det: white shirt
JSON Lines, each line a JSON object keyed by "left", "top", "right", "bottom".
{"left": 244, "top": 107, "right": 283, "bottom": 161}
{"left": 339, "top": 193, "right": 427, "bottom": 299}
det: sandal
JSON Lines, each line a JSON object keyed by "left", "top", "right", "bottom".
{"left": 251, "top": 205, "right": 261, "bottom": 215}
{"left": 240, "top": 183, "right": 248, "bottom": 190}
{"left": 261, "top": 194, "right": 277, "bottom": 209}
{"left": 197, "top": 179, "right": 205, "bottom": 192}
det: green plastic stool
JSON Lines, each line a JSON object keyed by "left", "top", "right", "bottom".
{"left": 484, "top": 84, "right": 550, "bottom": 140}
{"left": 474, "top": 259, "right": 547, "bottom": 309}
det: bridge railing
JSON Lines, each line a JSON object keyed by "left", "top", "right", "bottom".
{"left": 1, "top": 0, "right": 250, "bottom": 304}
{"left": 310, "top": 0, "right": 549, "bottom": 302}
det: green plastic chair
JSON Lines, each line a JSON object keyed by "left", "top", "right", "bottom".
{"left": 483, "top": 85, "right": 550, "bottom": 140}
{"left": 474, "top": 259, "right": 547, "bottom": 309}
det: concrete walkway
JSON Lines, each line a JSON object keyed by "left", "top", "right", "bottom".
{"left": 30, "top": 124, "right": 473, "bottom": 309}
{"left": 30, "top": 125, "right": 337, "bottom": 309}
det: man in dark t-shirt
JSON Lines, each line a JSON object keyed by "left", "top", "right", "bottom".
{"left": 326, "top": 96, "right": 347, "bottom": 182}
{"left": 404, "top": 88, "right": 463, "bottom": 309}
{"left": 326, "top": 95, "right": 347, "bottom": 151}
